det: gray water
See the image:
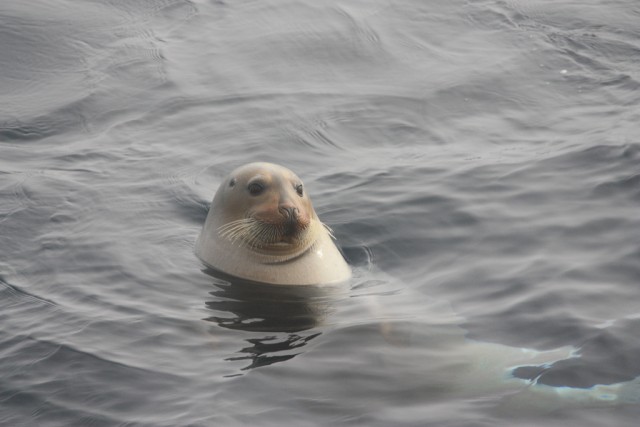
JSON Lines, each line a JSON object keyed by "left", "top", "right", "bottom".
{"left": 2, "top": 0, "right": 640, "bottom": 425}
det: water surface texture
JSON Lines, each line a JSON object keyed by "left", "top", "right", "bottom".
{"left": 1, "top": 0, "right": 640, "bottom": 426}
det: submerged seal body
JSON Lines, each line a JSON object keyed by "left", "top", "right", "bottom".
{"left": 196, "top": 162, "right": 351, "bottom": 285}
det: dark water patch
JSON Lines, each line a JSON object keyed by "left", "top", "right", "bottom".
{"left": 594, "top": 173, "right": 640, "bottom": 201}
{"left": 163, "top": 169, "right": 211, "bottom": 225}
{"left": 0, "top": 386, "right": 128, "bottom": 427}
{"left": 451, "top": 264, "right": 595, "bottom": 345}
{"left": 172, "top": 193, "right": 210, "bottom": 225}
{"left": 0, "top": 335, "right": 188, "bottom": 427}
{"left": 341, "top": 244, "right": 374, "bottom": 268}
{"left": 0, "top": 2, "right": 120, "bottom": 120}
{"left": 546, "top": 31, "right": 640, "bottom": 77}
{"left": 0, "top": 0, "right": 194, "bottom": 144}
{"left": 468, "top": 0, "right": 640, "bottom": 120}
{"left": 0, "top": 278, "right": 58, "bottom": 308}
{"left": 0, "top": 118, "right": 69, "bottom": 142}
{"left": 490, "top": 0, "right": 640, "bottom": 35}
{"left": 291, "top": 94, "right": 432, "bottom": 149}
{"left": 553, "top": 143, "right": 640, "bottom": 165}
{"left": 0, "top": 173, "right": 35, "bottom": 221}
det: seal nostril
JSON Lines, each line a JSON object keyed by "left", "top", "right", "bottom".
{"left": 279, "top": 206, "right": 294, "bottom": 219}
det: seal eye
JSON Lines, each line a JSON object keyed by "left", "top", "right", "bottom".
{"left": 296, "top": 184, "right": 304, "bottom": 197}
{"left": 248, "top": 182, "right": 264, "bottom": 196}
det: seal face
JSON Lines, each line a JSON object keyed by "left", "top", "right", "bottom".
{"left": 196, "top": 162, "right": 351, "bottom": 285}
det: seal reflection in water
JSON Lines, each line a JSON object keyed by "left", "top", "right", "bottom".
{"left": 203, "top": 275, "right": 338, "bottom": 370}
{"left": 196, "top": 162, "right": 351, "bottom": 285}
{"left": 205, "top": 273, "right": 336, "bottom": 332}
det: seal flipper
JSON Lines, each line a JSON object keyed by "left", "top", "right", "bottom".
{"left": 511, "top": 364, "right": 549, "bottom": 383}
{"left": 508, "top": 356, "right": 640, "bottom": 406}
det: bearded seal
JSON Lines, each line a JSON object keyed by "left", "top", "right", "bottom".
{"left": 196, "top": 162, "right": 351, "bottom": 285}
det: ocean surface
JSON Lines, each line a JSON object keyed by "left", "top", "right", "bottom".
{"left": 1, "top": 0, "right": 640, "bottom": 425}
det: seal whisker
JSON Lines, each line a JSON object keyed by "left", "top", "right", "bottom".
{"left": 219, "top": 224, "right": 246, "bottom": 241}
{"left": 239, "top": 222, "right": 260, "bottom": 245}
{"left": 254, "top": 222, "right": 274, "bottom": 247}
{"left": 241, "top": 221, "right": 263, "bottom": 249}
{"left": 218, "top": 219, "right": 249, "bottom": 235}
{"left": 218, "top": 218, "right": 256, "bottom": 245}
{"left": 321, "top": 222, "right": 336, "bottom": 240}
{"left": 244, "top": 226, "right": 260, "bottom": 248}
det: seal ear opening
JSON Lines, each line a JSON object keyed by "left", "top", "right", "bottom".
{"left": 229, "top": 178, "right": 236, "bottom": 188}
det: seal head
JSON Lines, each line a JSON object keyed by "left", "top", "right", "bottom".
{"left": 196, "top": 162, "right": 351, "bottom": 285}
